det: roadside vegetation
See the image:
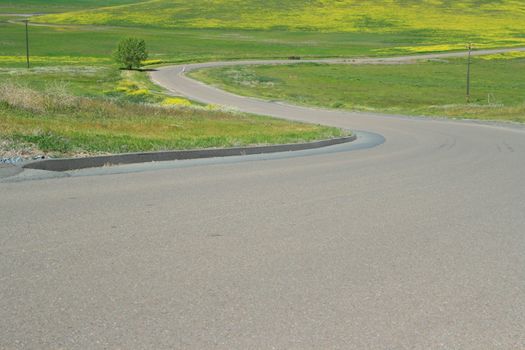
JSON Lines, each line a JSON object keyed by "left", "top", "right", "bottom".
{"left": 0, "top": 63, "right": 187, "bottom": 105}
{"left": 0, "top": 35, "right": 349, "bottom": 159}
{"left": 1, "top": 3, "right": 355, "bottom": 160}
{"left": 189, "top": 53, "right": 525, "bottom": 123}
{"left": 0, "top": 83, "right": 344, "bottom": 158}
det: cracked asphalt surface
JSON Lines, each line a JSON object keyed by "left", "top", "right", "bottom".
{"left": 1, "top": 49, "right": 525, "bottom": 349}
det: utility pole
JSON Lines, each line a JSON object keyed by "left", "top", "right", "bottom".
{"left": 466, "top": 43, "right": 472, "bottom": 103}
{"left": 23, "top": 19, "right": 30, "bottom": 68}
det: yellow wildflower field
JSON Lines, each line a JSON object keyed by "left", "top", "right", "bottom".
{"left": 34, "top": 0, "right": 525, "bottom": 49}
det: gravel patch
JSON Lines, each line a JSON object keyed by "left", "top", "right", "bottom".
{"left": 0, "top": 139, "right": 47, "bottom": 164}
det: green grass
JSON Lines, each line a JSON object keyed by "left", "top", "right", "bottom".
{"left": 0, "top": 85, "right": 345, "bottom": 157}
{"left": 33, "top": 0, "right": 525, "bottom": 51}
{"left": 0, "top": 65, "right": 176, "bottom": 106}
{"left": 0, "top": 20, "right": 416, "bottom": 68}
{"left": 0, "top": 66, "right": 119, "bottom": 96}
{"left": 0, "top": 0, "right": 143, "bottom": 14}
{"left": 3, "top": 1, "right": 523, "bottom": 68}
{"left": 0, "top": 8, "right": 360, "bottom": 158}
{"left": 189, "top": 55, "right": 525, "bottom": 123}
{"left": 1, "top": 0, "right": 523, "bottom": 159}
{"left": 2, "top": 1, "right": 523, "bottom": 70}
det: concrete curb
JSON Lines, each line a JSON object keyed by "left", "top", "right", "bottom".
{"left": 22, "top": 134, "right": 356, "bottom": 172}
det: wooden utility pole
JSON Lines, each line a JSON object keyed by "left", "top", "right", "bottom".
{"left": 23, "top": 19, "right": 30, "bottom": 68}
{"left": 466, "top": 43, "right": 472, "bottom": 103}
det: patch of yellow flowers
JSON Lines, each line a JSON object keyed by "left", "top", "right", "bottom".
{"left": 142, "top": 59, "right": 164, "bottom": 66}
{"left": 479, "top": 51, "right": 525, "bottom": 60}
{"left": 115, "top": 79, "right": 194, "bottom": 106}
{"left": 115, "top": 80, "right": 152, "bottom": 97}
{"left": 161, "top": 97, "right": 192, "bottom": 106}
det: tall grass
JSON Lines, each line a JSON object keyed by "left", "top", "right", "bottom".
{"left": 0, "top": 82, "right": 77, "bottom": 113}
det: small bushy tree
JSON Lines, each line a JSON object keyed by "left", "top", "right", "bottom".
{"left": 114, "top": 38, "right": 148, "bottom": 70}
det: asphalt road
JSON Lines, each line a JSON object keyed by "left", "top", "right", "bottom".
{"left": 2, "top": 49, "right": 525, "bottom": 349}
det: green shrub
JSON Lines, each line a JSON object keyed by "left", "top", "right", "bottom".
{"left": 114, "top": 38, "right": 148, "bottom": 70}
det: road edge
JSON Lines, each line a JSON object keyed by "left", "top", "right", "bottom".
{"left": 21, "top": 134, "right": 357, "bottom": 172}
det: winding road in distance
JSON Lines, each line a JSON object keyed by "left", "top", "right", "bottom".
{"left": 2, "top": 48, "right": 525, "bottom": 349}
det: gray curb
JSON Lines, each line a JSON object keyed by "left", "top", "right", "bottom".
{"left": 22, "top": 134, "right": 356, "bottom": 172}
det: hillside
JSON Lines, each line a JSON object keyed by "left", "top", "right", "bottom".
{"left": 34, "top": 0, "right": 525, "bottom": 49}
{"left": 0, "top": 0, "right": 142, "bottom": 14}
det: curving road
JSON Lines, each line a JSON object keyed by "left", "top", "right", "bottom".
{"left": 1, "top": 49, "right": 525, "bottom": 349}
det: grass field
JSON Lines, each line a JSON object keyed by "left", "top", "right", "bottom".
{"left": 0, "top": 19, "right": 418, "bottom": 67}
{"left": 1, "top": 3, "right": 361, "bottom": 159}
{"left": 3, "top": 1, "right": 524, "bottom": 65}
{"left": 0, "top": 84, "right": 344, "bottom": 158}
{"left": 34, "top": 0, "right": 525, "bottom": 52}
{"left": 0, "top": 64, "right": 190, "bottom": 105}
{"left": 0, "top": 4, "right": 416, "bottom": 159}
{"left": 0, "top": 0, "right": 142, "bottom": 14}
{"left": 1, "top": 1, "right": 524, "bottom": 159}
{"left": 189, "top": 53, "right": 525, "bottom": 122}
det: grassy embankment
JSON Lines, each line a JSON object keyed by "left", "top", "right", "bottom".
{"left": 0, "top": 83, "right": 344, "bottom": 158}
{"left": 190, "top": 53, "right": 525, "bottom": 123}
{"left": 0, "top": 47, "right": 344, "bottom": 158}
